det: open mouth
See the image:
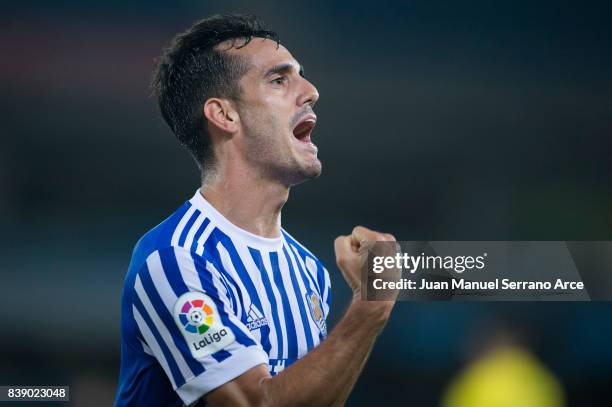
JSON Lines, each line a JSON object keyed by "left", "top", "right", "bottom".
{"left": 292, "top": 114, "right": 317, "bottom": 143}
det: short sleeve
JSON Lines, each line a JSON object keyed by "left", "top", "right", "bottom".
{"left": 129, "top": 245, "right": 268, "bottom": 406}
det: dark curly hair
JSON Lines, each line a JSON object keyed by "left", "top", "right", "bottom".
{"left": 152, "top": 14, "right": 279, "bottom": 173}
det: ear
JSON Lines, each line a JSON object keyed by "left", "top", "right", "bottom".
{"left": 203, "top": 98, "right": 239, "bottom": 135}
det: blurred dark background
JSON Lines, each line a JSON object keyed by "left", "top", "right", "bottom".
{"left": 1, "top": 1, "right": 611, "bottom": 406}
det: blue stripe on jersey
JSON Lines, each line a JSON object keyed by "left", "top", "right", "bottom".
{"left": 203, "top": 230, "right": 246, "bottom": 315}
{"left": 167, "top": 238, "right": 239, "bottom": 317}
{"left": 213, "top": 349, "right": 232, "bottom": 362}
{"left": 248, "top": 247, "right": 283, "bottom": 359}
{"left": 215, "top": 231, "right": 272, "bottom": 354}
{"left": 132, "top": 293, "right": 185, "bottom": 387}
{"left": 190, "top": 251, "right": 258, "bottom": 349}
{"left": 282, "top": 246, "right": 314, "bottom": 351}
{"left": 191, "top": 227, "right": 238, "bottom": 314}
{"left": 211, "top": 349, "right": 232, "bottom": 363}
{"left": 286, "top": 245, "right": 320, "bottom": 297}
{"left": 138, "top": 262, "right": 205, "bottom": 377}
{"left": 314, "top": 261, "right": 327, "bottom": 302}
{"left": 122, "top": 269, "right": 146, "bottom": 349}
{"left": 157, "top": 247, "right": 254, "bottom": 361}
{"left": 177, "top": 209, "right": 201, "bottom": 247}
{"left": 269, "top": 251, "right": 298, "bottom": 358}
{"left": 130, "top": 202, "right": 192, "bottom": 270}
{"left": 189, "top": 217, "right": 211, "bottom": 253}
{"left": 281, "top": 230, "right": 316, "bottom": 258}
{"left": 216, "top": 271, "right": 238, "bottom": 313}
{"left": 282, "top": 231, "right": 324, "bottom": 295}
{"left": 157, "top": 247, "right": 189, "bottom": 298}
{"left": 197, "top": 232, "right": 239, "bottom": 314}
{"left": 285, "top": 246, "right": 324, "bottom": 341}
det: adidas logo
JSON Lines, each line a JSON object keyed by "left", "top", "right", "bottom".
{"left": 246, "top": 303, "right": 269, "bottom": 331}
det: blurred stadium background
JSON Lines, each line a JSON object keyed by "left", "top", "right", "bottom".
{"left": 1, "top": 1, "right": 611, "bottom": 405}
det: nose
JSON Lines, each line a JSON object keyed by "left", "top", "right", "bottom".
{"left": 298, "top": 77, "right": 319, "bottom": 107}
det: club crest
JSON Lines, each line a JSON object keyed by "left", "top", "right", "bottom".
{"left": 305, "top": 291, "right": 327, "bottom": 336}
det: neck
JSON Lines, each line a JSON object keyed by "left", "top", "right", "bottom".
{"left": 200, "top": 165, "right": 289, "bottom": 239}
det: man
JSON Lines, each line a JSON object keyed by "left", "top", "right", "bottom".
{"left": 115, "top": 14, "right": 396, "bottom": 407}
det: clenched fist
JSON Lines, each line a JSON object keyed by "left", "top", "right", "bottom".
{"left": 334, "top": 226, "right": 396, "bottom": 300}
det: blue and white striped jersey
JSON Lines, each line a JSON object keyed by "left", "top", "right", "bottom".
{"left": 115, "top": 190, "right": 331, "bottom": 407}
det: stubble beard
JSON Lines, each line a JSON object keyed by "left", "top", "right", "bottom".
{"left": 243, "top": 117, "right": 322, "bottom": 187}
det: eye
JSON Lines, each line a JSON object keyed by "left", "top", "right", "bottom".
{"left": 271, "top": 76, "right": 287, "bottom": 85}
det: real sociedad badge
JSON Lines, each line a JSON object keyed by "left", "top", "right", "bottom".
{"left": 305, "top": 291, "right": 327, "bottom": 336}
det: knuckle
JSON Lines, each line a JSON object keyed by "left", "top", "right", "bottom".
{"left": 383, "top": 233, "right": 396, "bottom": 241}
{"left": 373, "top": 233, "right": 387, "bottom": 242}
{"left": 372, "top": 232, "right": 395, "bottom": 242}
{"left": 352, "top": 225, "right": 366, "bottom": 235}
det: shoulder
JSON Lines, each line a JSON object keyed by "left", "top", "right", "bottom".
{"left": 281, "top": 229, "right": 329, "bottom": 278}
{"left": 123, "top": 200, "right": 221, "bottom": 291}
{"left": 129, "top": 201, "right": 194, "bottom": 269}
{"left": 281, "top": 229, "right": 319, "bottom": 260}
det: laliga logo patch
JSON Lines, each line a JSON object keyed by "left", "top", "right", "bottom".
{"left": 306, "top": 291, "right": 327, "bottom": 336}
{"left": 174, "top": 292, "right": 235, "bottom": 359}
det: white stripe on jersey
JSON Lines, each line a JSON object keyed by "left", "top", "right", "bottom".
{"left": 303, "top": 253, "right": 322, "bottom": 291}
{"left": 260, "top": 249, "right": 289, "bottom": 359}
{"left": 173, "top": 247, "right": 256, "bottom": 344}
{"left": 288, "top": 242, "right": 320, "bottom": 294}
{"left": 283, "top": 241, "right": 320, "bottom": 344}
{"left": 234, "top": 242, "right": 281, "bottom": 360}
{"left": 132, "top": 305, "right": 177, "bottom": 389}
{"left": 291, "top": 245, "right": 330, "bottom": 316}
{"left": 205, "top": 262, "right": 235, "bottom": 312}
{"left": 171, "top": 247, "right": 263, "bottom": 376}
{"left": 289, "top": 242, "right": 331, "bottom": 315}
{"left": 194, "top": 221, "right": 215, "bottom": 256}
{"left": 182, "top": 213, "right": 207, "bottom": 250}
{"left": 134, "top": 274, "right": 195, "bottom": 382}
{"left": 216, "top": 242, "right": 254, "bottom": 328}
{"left": 170, "top": 205, "right": 197, "bottom": 247}
{"left": 123, "top": 190, "right": 331, "bottom": 405}
{"left": 323, "top": 264, "right": 331, "bottom": 315}
{"left": 139, "top": 339, "right": 153, "bottom": 356}
{"left": 145, "top": 251, "right": 178, "bottom": 311}
{"left": 276, "top": 247, "right": 310, "bottom": 357}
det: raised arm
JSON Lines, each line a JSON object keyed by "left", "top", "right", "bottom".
{"left": 206, "top": 226, "right": 397, "bottom": 407}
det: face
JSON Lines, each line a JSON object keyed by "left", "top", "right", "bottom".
{"left": 228, "top": 38, "right": 321, "bottom": 186}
